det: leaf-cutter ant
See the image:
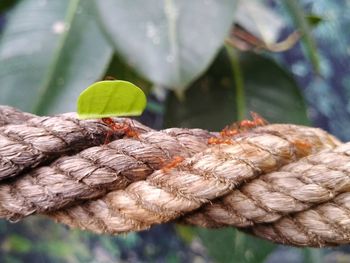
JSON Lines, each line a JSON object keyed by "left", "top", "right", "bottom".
{"left": 102, "top": 117, "right": 139, "bottom": 144}
{"left": 161, "top": 156, "right": 184, "bottom": 172}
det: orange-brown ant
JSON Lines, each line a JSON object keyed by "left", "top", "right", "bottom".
{"left": 293, "top": 140, "right": 312, "bottom": 156}
{"left": 161, "top": 156, "right": 184, "bottom": 172}
{"left": 239, "top": 112, "right": 268, "bottom": 129}
{"left": 102, "top": 117, "right": 139, "bottom": 144}
{"left": 207, "top": 137, "right": 234, "bottom": 145}
{"left": 219, "top": 125, "right": 239, "bottom": 138}
{"left": 98, "top": 76, "right": 141, "bottom": 143}
{"left": 208, "top": 112, "right": 268, "bottom": 145}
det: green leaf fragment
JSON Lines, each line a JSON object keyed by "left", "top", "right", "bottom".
{"left": 77, "top": 80, "right": 147, "bottom": 119}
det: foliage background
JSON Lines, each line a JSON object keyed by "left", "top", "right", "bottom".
{"left": 0, "top": 0, "right": 349, "bottom": 262}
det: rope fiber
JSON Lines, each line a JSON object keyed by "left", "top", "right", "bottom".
{"left": 1, "top": 105, "right": 348, "bottom": 247}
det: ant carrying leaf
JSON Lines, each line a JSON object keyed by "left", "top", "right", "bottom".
{"left": 77, "top": 80, "right": 147, "bottom": 143}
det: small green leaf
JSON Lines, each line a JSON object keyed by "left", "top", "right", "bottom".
{"left": 77, "top": 80, "right": 147, "bottom": 119}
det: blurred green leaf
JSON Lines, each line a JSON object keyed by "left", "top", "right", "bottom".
{"left": 4, "top": 255, "right": 22, "bottom": 263}
{"left": 4, "top": 235, "right": 32, "bottom": 253}
{"left": 284, "top": 0, "right": 320, "bottom": 74}
{"left": 166, "top": 253, "right": 180, "bottom": 263}
{"left": 303, "top": 248, "right": 323, "bottom": 263}
{"left": 95, "top": 0, "right": 237, "bottom": 89}
{"left": 164, "top": 50, "right": 236, "bottom": 130}
{"left": 241, "top": 52, "right": 310, "bottom": 125}
{"left": 165, "top": 50, "right": 309, "bottom": 129}
{"left": 176, "top": 225, "right": 196, "bottom": 244}
{"left": 99, "top": 237, "right": 121, "bottom": 258}
{"left": 235, "top": 0, "right": 285, "bottom": 44}
{"left": 116, "top": 233, "right": 140, "bottom": 248}
{"left": 37, "top": 240, "right": 83, "bottom": 259}
{"left": 77, "top": 80, "right": 146, "bottom": 119}
{"left": 0, "top": 0, "right": 113, "bottom": 114}
{"left": 196, "top": 228, "right": 275, "bottom": 263}
{"left": 33, "top": 225, "right": 92, "bottom": 261}
{"left": 306, "top": 14, "right": 324, "bottom": 28}
{"left": 0, "top": 0, "right": 20, "bottom": 13}
{"left": 104, "top": 54, "right": 152, "bottom": 95}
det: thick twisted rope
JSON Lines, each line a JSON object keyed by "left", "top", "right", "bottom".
{"left": 47, "top": 129, "right": 341, "bottom": 246}
{"left": 0, "top": 109, "right": 151, "bottom": 181}
{"left": 0, "top": 106, "right": 349, "bottom": 247}
{"left": 183, "top": 143, "right": 350, "bottom": 246}
{"left": 0, "top": 127, "right": 213, "bottom": 220}
{"left": 0, "top": 106, "right": 35, "bottom": 126}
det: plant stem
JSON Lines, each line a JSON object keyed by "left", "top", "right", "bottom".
{"left": 225, "top": 44, "right": 246, "bottom": 121}
{"left": 284, "top": 0, "right": 320, "bottom": 75}
{"left": 33, "top": 0, "right": 80, "bottom": 114}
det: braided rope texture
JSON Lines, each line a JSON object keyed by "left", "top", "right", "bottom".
{"left": 1, "top": 106, "right": 349, "bottom": 247}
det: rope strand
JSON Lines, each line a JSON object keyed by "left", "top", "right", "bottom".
{"left": 1, "top": 106, "right": 349, "bottom": 247}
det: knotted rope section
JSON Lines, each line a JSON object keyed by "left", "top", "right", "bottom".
{"left": 1, "top": 105, "right": 348, "bottom": 247}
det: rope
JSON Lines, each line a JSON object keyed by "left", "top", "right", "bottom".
{"left": 0, "top": 106, "right": 35, "bottom": 126}
{"left": 0, "top": 111, "right": 151, "bottom": 181}
{"left": 0, "top": 127, "right": 213, "bottom": 220}
{"left": 0, "top": 106, "right": 348, "bottom": 247}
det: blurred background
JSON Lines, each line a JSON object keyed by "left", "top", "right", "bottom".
{"left": 0, "top": 0, "right": 350, "bottom": 262}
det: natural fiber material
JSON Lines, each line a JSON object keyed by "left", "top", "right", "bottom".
{"left": 46, "top": 126, "right": 339, "bottom": 242}
{"left": 0, "top": 112, "right": 151, "bottom": 181}
{"left": 0, "top": 127, "right": 212, "bottom": 220}
{"left": 1, "top": 106, "right": 350, "bottom": 247}
{"left": 0, "top": 106, "right": 35, "bottom": 126}
{"left": 183, "top": 143, "right": 350, "bottom": 246}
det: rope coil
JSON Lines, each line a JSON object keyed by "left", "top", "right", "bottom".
{"left": 0, "top": 106, "right": 348, "bottom": 247}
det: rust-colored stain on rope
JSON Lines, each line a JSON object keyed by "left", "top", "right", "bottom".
{"left": 1, "top": 105, "right": 348, "bottom": 247}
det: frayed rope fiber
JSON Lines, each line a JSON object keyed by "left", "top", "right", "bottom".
{"left": 1, "top": 105, "right": 350, "bottom": 247}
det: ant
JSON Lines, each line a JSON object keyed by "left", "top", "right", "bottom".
{"left": 102, "top": 117, "right": 139, "bottom": 144}
{"left": 207, "top": 137, "right": 234, "bottom": 145}
{"left": 98, "top": 76, "right": 140, "bottom": 143}
{"left": 161, "top": 156, "right": 184, "bottom": 172}
{"left": 293, "top": 140, "right": 312, "bottom": 156}
{"left": 208, "top": 112, "right": 268, "bottom": 145}
{"left": 223, "top": 111, "right": 268, "bottom": 134}
{"left": 239, "top": 112, "right": 268, "bottom": 130}
{"left": 219, "top": 125, "right": 239, "bottom": 138}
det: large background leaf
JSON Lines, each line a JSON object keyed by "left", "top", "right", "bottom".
{"left": 235, "top": 0, "right": 285, "bottom": 44}
{"left": 0, "top": 0, "right": 19, "bottom": 13}
{"left": 0, "top": 0, "right": 112, "bottom": 114}
{"left": 95, "top": 0, "right": 237, "bottom": 89}
{"left": 165, "top": 50, "right": 309, "bottom": 130}
{"left": 165, "top": 50, "right": 237, "bottom": 129}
